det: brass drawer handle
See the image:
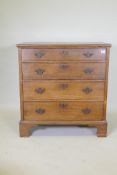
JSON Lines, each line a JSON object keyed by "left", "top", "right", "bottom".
{"left": 35, "top": 68, "right": 45, "bottom": 75}
{"left": 59, "top": 102, "right": 68, "bottom": 108}
{"left": 82, "top": 87, "right": 93, "bottom": 94}
{"left": 60, "top": 50, "right": 69, "bottom": 56}
{"left": 59, "top": 83, "right": 68, "bottom": 89}
{"left": 59, "top": 64, "right": 69, "bottom": 69}
{"left": 35, "top": 51, "right": 45, "bottom": 58}
{"left": 35, "top": 88, "right": 45, "bottom": 94}
{"left": 84, "top": 68, "right": 94, "bottom": 74}
{"left": 82, "top": 108, "right": 91, "bottom": 114}
{"left": 83, "top": 52, "right": 94, "bottom": 58}
{"left": 35, "top": 108, "right": 45, "bottom": 114}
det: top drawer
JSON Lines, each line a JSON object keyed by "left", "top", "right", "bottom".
{"left": 22, "top": 48, "right": 106, "bottom": 62}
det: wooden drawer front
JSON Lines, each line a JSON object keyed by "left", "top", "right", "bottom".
{"left": 22, "top": 62, "right": 106, "bottom": 80}
{"left": 24, "top": 101, "right": 104, "bottom": 121}
{"left": 22, "top": 48, "right": 106, "bottom": 61}
{"left": 23, "top": 81, "right": 104, "bottom": 100}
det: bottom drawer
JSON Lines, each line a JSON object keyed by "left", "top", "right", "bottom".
{"left": 24, "top": 101, "right": 104, "bottom": 121}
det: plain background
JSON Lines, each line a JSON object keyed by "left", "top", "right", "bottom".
{"left": 0, "top": 0, "right": 116, "bottom": 112}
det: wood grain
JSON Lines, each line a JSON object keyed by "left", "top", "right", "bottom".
{"left": 17, "top": 42, "right": 111, "bottom": 48}
{"left": 18, "top": 48, "right": 24, "bottom": 120}
{"left": 22, "top": 62, "right": 106, "bottom": 80}
{"left": 24, "top": 101, "right": 104, "bottom": 121}
{"left": 19, "top": 120, "right": 107, "bottom": 137}
{"left": 22, "top": 48, "right": 106, "bottom": 62}
{"left": 104, "top": 48, "right": 110, "bottom": 118}
{"left": 23, "top": 80, "right": 104, "bottom": 101}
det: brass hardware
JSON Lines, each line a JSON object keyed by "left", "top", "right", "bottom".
{"left": 59, "top": 83, "right": 68, "bottom": 89}
{"left": 84, "top": 68, "right": 94, "bottom": 74}
{"left": 35, "top": 68, "right": 45, "bottom": 75}
{"left": 35, "top": 108, "right": 45, "bottom": 114}
{"left": 83, "top": 52, "right": 93, "bottom": 57}
{"left": 59, "top": 64, "right": 69, "bottom": 69}
{"left": 35, "top": 51, "right": 45, "bottom": 58}
{"left": 82, "top": 87, "right": 93, "bottom": 94}
{"left": 82, "top": 108, "right": 91, "bottom": 114}
{"left": 59, "top": 102, "right": 68, "bottom": 108}
{"left": 35, "top": 88, "right": 45, "bottom": 94}
{"left": 60, "top": 50, "right": 69, "bottom": 56}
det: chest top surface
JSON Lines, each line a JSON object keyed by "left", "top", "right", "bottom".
{"left": 17, "top": 42, "right": 111, "bottom": 48}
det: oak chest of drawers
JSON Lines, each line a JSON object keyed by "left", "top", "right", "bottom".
{"left": 17, "top": 42, "right": 111, "bottom": 137}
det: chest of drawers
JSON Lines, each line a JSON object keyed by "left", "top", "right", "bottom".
{"left": 17, "top": 43, "right": 111, "bottom": 137}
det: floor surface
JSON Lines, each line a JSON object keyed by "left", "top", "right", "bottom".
{"left": 0, "top": 109, "right": 117, "bottom": 175}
